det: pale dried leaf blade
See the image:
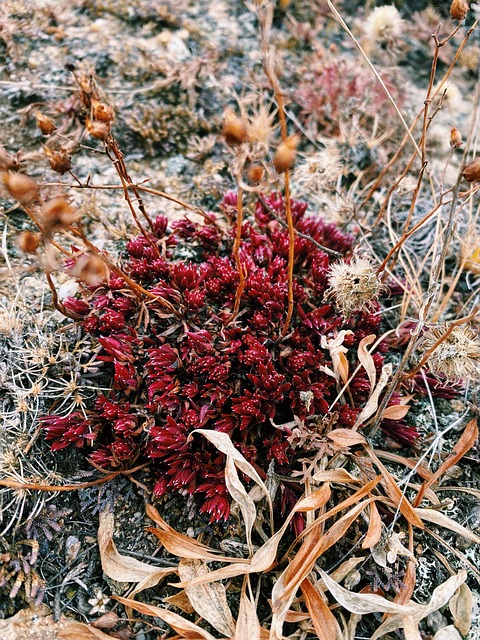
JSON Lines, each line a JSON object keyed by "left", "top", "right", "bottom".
{"left": 354, "top": 363, "right": 392, "bottom": 427}
{"left": 403, "top": 615, "right": 421, "bottom": 640}
{"left": 235, "top": 584, "right": 261, "bottom": 640}
{"left": 148, "top": 528, "right": 245, "bottom": 563}
{"left": 294, "top": 482, "right": 331, "bottom": 512}
{"left": 113, "top": 595, "right": 217, "bottom": 640}
{"left": 357, "top": 334, "right": 377, "bottom": 388}
{"left": 370, "top": 571, "right": 468, "bottom": 640}
{"left": 300, "top": 578, "right": 337, "bottom": 640}
{"left": 98, "top": 510, "right": 174, "bottom": 587}
{"left": 164, "top": 590, "right": 195, "bottom": 614}
{"left": 178, "top": 559, "right": 236, "bottom": 637}
{"left": 225, "top": 455, "right": 256, "bottom": 554}
{"left": 327, "top": 429, "right": 366, "bottom": 447}
{"left": 361, "top": 502, "right": 382, "bottom": 549}
{"left": 414, "top": 508, "right": 480, "bottom": 543}
{"left": 381, "top": 404, "right": 410, "bottom": 420}
{"left": 433, "top": 625, "right": 462, "bottom": 640}
{"left": 449, "top": 583, "right": 473, "bottom": 635}
{"left": 58, "top": 622, "right": 117, "bottom": 640}
{"left": 312, "top": 469, "right": 361, "bottom": 485}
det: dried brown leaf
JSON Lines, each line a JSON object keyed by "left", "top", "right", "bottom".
{"left": 433, "top": 625, "right": 462, "bottom": 640}
{"left": 235, "top": 581, "right": 261, "bottom": 640}
{"left": 178, "top": 559, "right": 235, "bottom": 637}
{"left": 312, "top": 469, "right": 361, "bottom": 485}
{"left": 300, "top": 578, "right": 338, "bottom": 640}
{"left": 327, "top": 429, "right": 366, "bottom": 447}
{"left": 381, "top": 404, "right": 410, "bottom": 420}
{"left": 98, "top": 510, "right": 175, "bottom": 597}
{"left": 414, "top": 508, "right": 480, "bottom": 543}
{"left": 164, "top": 590, "right": 195, "bottom": 614}
{"left": 362, "top": 502, "right": 382, "bottom": 549}
{"left": 357, "top": 334, "right": 377, "bottom": 388}
{"left": 113, "top": 595, "right": 217, "bottom": 640}
{"left": 354, "top": 363, "right": 392, "bottom": 427}
{"left": 414, "top": 419, "right": 478, "bottom": 506}
{"left": 58, "top": 622, "right": 117, "bottom": 640}
{"left": 225, "top": 456, "right": 256, "bottom": 554}
{"left": 449, "top": 583, "right": 473, "bottom": 635}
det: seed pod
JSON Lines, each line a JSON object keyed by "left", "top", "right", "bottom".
{"left": 35, "top": 112, "right": 56, "bottom": 135}
{"left": 450, "top": 0, "right": 469, "bottom": 20}
{"left": 223, "top": 108, "right": 249, "bottom": 146}
{"left": 463, "top": 157, "right": 480, "bottom": 182}
{"left": 450, "top": 127, "right": 462, "bottom": 148}
{"left": 43, "top": 145, "right": 72, "bottom": 174}
{"left": 18, "top": 230, "right": 41, "bottom": 253}
{"left": 247, "top": 164, "right": 264, "bottom": 183}
{"left": 86, "top": 117, "right": 110, "bottom": 140}
{"left": 41, "top": 198, "right": 81, "bottom": 232}
{"left": 70, "top": 254, "right": 109, "bottom": 286}
{"left": 0, "top": 146, "right": 18, "bottom": 171}
{"left": 273, "top": 134, "right": 300, "bottom": 173}
{"left": 90, "top": 611, "right": 119, "bottom": 630}
{"left": 3, "top": 172, "right": 40, "bottom": 203}
{"left": 91, "top": 99, "right": 114, "bottom": 123}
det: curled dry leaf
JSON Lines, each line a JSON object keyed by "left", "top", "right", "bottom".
{"left": 381, "top": 404, "right": 410, "bottom": 420}
{"left": 300, "top": 577, "right": 339, "bottom": 640}
{"left": 235, "top": 581, "right": 261, "bottom": 640}
{"left": 361, "top": 502, "right": 382, "bottom": 549}
{"left": 414, "top": 419, "right": 478, "bottom": 507}
{"left": 354, "top": 363, "right": 392, "bottom": 427}
{"left": 449, "top": 582, "right": 473, "bottom": 636}
{"left": 433, "top": 625, "right": 462, "bottom": 640}
{"left": 58, "top": 622, "right": 117, "bottom": 640}
{"left": 113, "top": 595, "right": 217, "bottom": 640}
{"left": 414, "top": 508, "right": 480, "bottom": 544}
{"left": 312, "top": 468, "right": 361, "bottom": 485}
{"left": 177, "top": 559, "right": 236, "bottom": 637}
{"left": 191, "top": 429, "right": 273, "bottom": 526}
{"left": 326, "top": 429, "right": 366, "bottom": 448}
{"left": 98, "top": 509, "right": 175, "bottom": 597}
{"left": 225, "top": 456, "right": 256, "bottom": 555}
{"left": 357, "top": 334, "right": 377, "bottom": 389}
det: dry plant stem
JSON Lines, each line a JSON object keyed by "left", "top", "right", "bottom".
{"left": 74, "top": 224, "right": 180, "bottom": 315}
{"left": 45, "top": 270, "right": 84, "bottom": 320}
{"left": 258, "top": 2, "right": 295, "bottom": 336}
{"left": 327, "top": 0, "right": 421, "bottom": 160}
{"left": 368, "top": 166, "right": 467, "bottom": 438}
{"left": 21, "top": 203, "right": 72, "bottom": 257}
{"left": 225, "top": 182, "right": 245, "bottom": 324}
{"left": 105, "top": 136, "right": 158, "bottom": 250}
{"left": 258, "top": 196, "right": 341, "bottom": 257}
{"left": 359, "top": 19, "right": 478, "bottom": 215}
{"left": 0, "top": 462, "right": 150, "bottom": 492}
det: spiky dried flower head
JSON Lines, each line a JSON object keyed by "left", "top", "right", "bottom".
{"left": 325, "top": 256, "right": 384, "bottom": 316}
{"left": 2, "top": 172, "right": 40, "bottom": 204}
{"left": 91, "top": 99, "right": 114, "bottom": 124}
{"left": 463, "top": 157, "right": 480, "bottom": 182}
{"left": 364, "top": 5, "right": 404, "bottom": 46}
{"left": 418, "top": 325, "right": 480, "bottom": 381}
{"left": 35, "top": 112, "right": 56, "bottom": 136}
{"left": 450, "top": 0, "right": 469, "bottom": 20}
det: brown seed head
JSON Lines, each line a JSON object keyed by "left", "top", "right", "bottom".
{"left": 70, "top": 254, "right": 109, "bottom": 286}
{"left": 247, "top": 164, "right": 265, "bottom": 183}
{"left": 273, "top": 134, "right": 300, "bottom": 173}
{"left": 18, "top": 231, "right": 41, "bottom": 254}
{"left": 450, "top": 0, "right": 469, "bottom": 20}
{"left": 223, "top": 108, "right": 249, "bottom": 146}
{"left": 41, "top": 198, "right": 81, "bottom": 232}
{"left": 0, "top": 146, "right": 19, "bottom": 171}
{"left": 35, "top": 112, "right": 56, "bottom": 135}
{"left": 90, "top": 611, "right": 119, "bottom": 630}
{"left": 450, "top": 127, "right": 462, "bottom": 148}
{"left": 463, "top": 157, "right": 480, "bottom": 182}
{"left": 2, "top": 172, "right": 40, "bottom": 204}
{"left": 43, "top": 145, "right": 73, "bottom": 174}
{"left": 91, "top": 99, "right": 115, "bottom": 123}
{"left": 86, "top": 117, "right": 111, "bottom": 140}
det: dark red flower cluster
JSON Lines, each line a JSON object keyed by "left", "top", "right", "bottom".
{"left": 43, "top": 193, "right": 418, "bottom": 522}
